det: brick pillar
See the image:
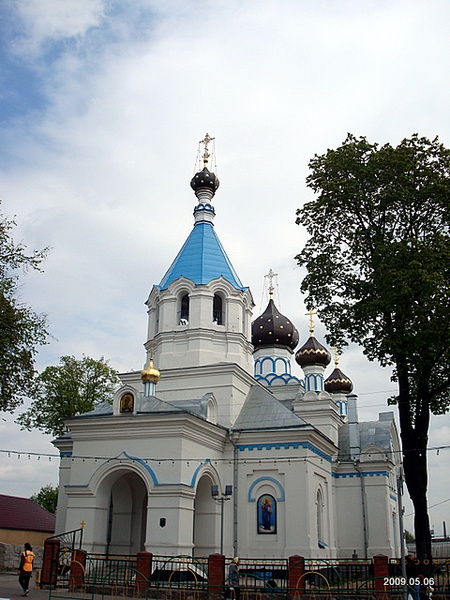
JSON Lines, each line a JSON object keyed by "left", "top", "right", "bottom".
{"left": 288, "top": 555, "right": 305, "bottom": 598}
{"left": 40, "top": 539, "right": 60, "bottom": 588}
{"left": 373, "top": 554, "right": 389, "bottom": 599}
{"left": 69, "top": 549, "right": 87, "bottom": 592}
{"left": 136, "top": 552, "right": 153, "bottom": 592}
{"left": 209, "top": 554, "right": 225, "bottom": 600}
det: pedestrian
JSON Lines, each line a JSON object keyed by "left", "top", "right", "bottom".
{"left": 405, "top": 554, "right": 420, "bottom": 600}
{"left": 226, "top": 557, "right": 240, "bottom": 600}
{"left": 18, "top": 542, "right": 35, "bottom": 596}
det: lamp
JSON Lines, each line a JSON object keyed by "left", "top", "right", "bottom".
{"left": 211, "top": 484, "right": 233, "bottom": 554}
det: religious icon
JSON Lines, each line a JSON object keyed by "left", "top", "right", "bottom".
{"left": 120, "top": 393, "right": 134, "bottom": 413}
{"left": 257, "top": 494, "right": 276, "bottom": 534}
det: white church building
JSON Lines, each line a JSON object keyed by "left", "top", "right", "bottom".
{"left": 53, "top": 136, "right": 402, "bottom": 559}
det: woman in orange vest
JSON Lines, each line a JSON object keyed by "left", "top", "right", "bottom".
{"left": 18, "top": 542, "right": 35, "bottom": 596}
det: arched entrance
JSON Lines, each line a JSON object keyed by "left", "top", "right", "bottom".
{"left": 101, "top": 470, "right": 148, "bottom": 555}
{"left": 193, "top": 474, "right": 218, "bottom": 556}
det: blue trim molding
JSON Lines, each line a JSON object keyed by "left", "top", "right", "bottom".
{"left": 248, "top": 476, "right": 285, "bottom": 502}
{"left": 190, "top": 459, "right": 210, "bottom": 487}
{"left": 332, "top": 471, "right": 389, "bottom": 478}
{"left": 237, "top": 441, "right": 332, "bottom": 463}
{"left": 123, "top": 451, "right": 160, "bottom": 485}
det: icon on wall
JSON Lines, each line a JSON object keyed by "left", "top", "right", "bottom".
{"left": 257, "top": 494, "right": 276, "bottom": 534}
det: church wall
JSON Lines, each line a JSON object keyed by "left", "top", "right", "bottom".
{"left": 333, "top": 472, "right": 366, "bottom": 558}
{"left": 333, "top": 466, "right": 397, "bottom": 558}
{"left": 363, "top": 471, "right": 397, "bottom": 557}
{"left": 54, "top": 414, "right": 230, "bottom": 555}
{"left": 233, "top": 429, "right": 336, "bottom": 558}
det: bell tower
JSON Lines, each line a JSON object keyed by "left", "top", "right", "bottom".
{"left": 144, "top": 134, "right": 254, "bottom": 372}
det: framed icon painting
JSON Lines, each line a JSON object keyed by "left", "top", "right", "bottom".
{"left": 257, "top": 494, "right": 276, "bottom": 534}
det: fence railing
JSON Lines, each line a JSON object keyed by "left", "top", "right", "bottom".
{"left": 45, "top": 551, "right": 450, "bottom": 599}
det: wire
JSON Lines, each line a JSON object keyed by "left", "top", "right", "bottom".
{"left": 1, "top": 445, "right": 449, "bottom": 463}
{"left": 404, "top": 497, "right": 450, "bottom": 517}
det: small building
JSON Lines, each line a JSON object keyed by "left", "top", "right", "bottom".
{"left": 0, "top": 494, "right": 55, "bottom": 547}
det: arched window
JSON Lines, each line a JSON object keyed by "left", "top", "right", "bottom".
{"left": 213, "top": 294, "right": 224, "bottom": 325}
{"left": 257, "top": 494, "right": 276, "bottom": 534}
{"left": 179, "top": 293, "right": 189, "bottom": 325}
{"left": 316, "top": 488, "right": 324, "bottom": 546}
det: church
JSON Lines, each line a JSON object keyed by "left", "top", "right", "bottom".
{"left": 53, "top": 135, "right": 402, "bottom": 559}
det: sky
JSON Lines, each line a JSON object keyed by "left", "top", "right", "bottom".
{"left": 0, "top": 0, "right": 449, "bottom": 539}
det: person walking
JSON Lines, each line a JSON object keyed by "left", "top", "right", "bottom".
{"left": 18, "top": 543, "right": 35, "bottom": 596}
{"left": 226, "top": 557, "right": 240, "bottom": 600}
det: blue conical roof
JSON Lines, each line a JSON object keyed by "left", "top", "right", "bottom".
{"left": 157, "top": 221, "right": 246, "bottom": 290}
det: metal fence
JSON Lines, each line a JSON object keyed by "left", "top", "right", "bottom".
{"left": 46, "top": 553, "right": 450, "bottom": 600}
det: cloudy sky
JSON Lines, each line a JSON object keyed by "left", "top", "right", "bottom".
{"left": 0, "top": 0, "right": 449, "bottom": 537}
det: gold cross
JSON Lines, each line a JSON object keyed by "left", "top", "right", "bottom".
{"left": 305, "top": 308, "right": 317, "bottom": 336}
{"left": 80, "top": 520, "right": 86, "bottom": 529}
{"left": 200, "top": 133, "right": 215, "bottom": 166}
{"left": 265, "top": 268, "right": 278, "bottom": 299}
{"left": 331, "top": 346, "right": 340, "bottom": 367}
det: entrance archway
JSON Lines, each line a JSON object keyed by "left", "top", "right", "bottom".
{"left": 104, "top": 471, "right": 148, "bottom": 555}
{"left": 193, "top": 474, "right": 218, "bottom": 556}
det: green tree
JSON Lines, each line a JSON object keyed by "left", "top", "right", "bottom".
{"left": 16, "top": 355, "right": 120, "bottom": 437}
{"left": 295, "top": 134, "right": 450, "bottom": 561}
{"left": 31, "top": 483, "right": 58, "bottom": 514}
{"left": 0, "top": 202, "right": 49, "bottom": 412}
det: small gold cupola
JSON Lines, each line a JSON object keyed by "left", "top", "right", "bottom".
{"left": 141, "top": 343, "right": 160, "bottom": 396}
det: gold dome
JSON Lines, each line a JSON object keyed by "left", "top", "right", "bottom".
{"left": 140, "top": 359, "right": 160, "bottom": 383}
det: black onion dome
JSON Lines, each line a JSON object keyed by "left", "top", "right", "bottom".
{"left": 324, "top": 367, "right": 353, "bottom": 394}
{"left": 252, "top": 299, "right": 299, "bottom": 351}
{"left": 295, "top": 336, "right": 331, "bottom": 367}
{"left": 190, "top": 167, "right": 220, "bottom": 193}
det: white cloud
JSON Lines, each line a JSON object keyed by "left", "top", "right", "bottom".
{"left": 15, "top": 0, "right": 105, "bottom": 51}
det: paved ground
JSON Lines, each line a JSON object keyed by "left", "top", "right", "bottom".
{"left": 0, "top": 572, "right": 50, "bottom": 600}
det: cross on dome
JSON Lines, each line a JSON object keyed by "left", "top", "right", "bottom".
{"left": 305, "top": 308, "right": 317, "bottom": 336}
{"left": 265, "top": 268, "right": 278, "bottom": 299}
{"left": 331, "top": 346, "right": 340, "bottom": 367}
{"left": 200, "top": 132, "right": 215, "bottom": 166}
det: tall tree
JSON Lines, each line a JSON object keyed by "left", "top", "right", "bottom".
{"left": 0, "top": 202, "right": 49, "bottom": 412}
{"left": 295, "top": 134, "right": 450, "bottom": 561}
{"left": 16, "top": 355, "right": 120, "bottom": 437}
{"left": 31, "top": 484, "right": 58, "bottom": 514}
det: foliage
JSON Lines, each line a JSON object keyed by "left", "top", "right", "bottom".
{"left": 0, "top": 203, "right": 50, "bottom": 412}
{"left": 295, "top": 133, "right": 450, "bottom": 560}
{"left": 31, "top": 483, "right": 58, "bottom": 514}
{"left": 16, "top": 355, "right": 120, "bottom": 437}
{"left": 405, "top": 529, "right": 415, "bottom": 543}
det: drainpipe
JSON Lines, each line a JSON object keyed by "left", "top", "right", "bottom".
{"left": 353, "top": 459, "right": 368, "bottom": 559}
{"left": 229, "top": 431, "right": 239, "bottom": 556}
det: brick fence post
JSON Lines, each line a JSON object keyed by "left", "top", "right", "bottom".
{"left": 373, "top": 554, "right": 389, "bottom": 599}
{"left": 209, "top": 554, "right": 225, "bottom": 600}
{"left": 136, "top": 552, "right": 153, "bottom": 593}
{"left": 288, "top": 555, "right": 305, "bottom": 598}
{"left": 40, "top": 539, "right": 60, "bottom": 588}
{"left": 69, "top": 549, "right": 87, "bottom": 592}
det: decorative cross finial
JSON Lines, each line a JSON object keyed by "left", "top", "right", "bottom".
{"left": 149, "top": 339, "right": 155, "bottom": 360}
{"left": 80, "top": 520, "right": 86, "bottom": 529}
{"left": 331, "top": 346, "right": 340, "bottom": 366}
{"left": 264, "top": 268, "right": 278, "bottom": 299}
{"left": 305, "top": 308, "right": 317, "bottom": 336}
{"left": 200, "top": 133, "right": 215, "bottom": 166}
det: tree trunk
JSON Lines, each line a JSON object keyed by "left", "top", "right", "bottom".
{"left": 402, "top": 440, "right": 432, "bottom": 564}
{"left": 397, "top": 366, "right": 432, "bottom": 565}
